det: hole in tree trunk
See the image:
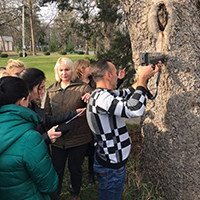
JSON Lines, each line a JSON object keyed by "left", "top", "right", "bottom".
{"left": 157, "top": 4, "right": 168, "bottom": 31}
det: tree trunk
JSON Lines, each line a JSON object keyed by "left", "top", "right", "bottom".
{"left": 96, "top": 36, "right": 100, "bottom": 56}
{"left": 100, "top": 0, "right": 118, "bottom": 52}
{"left": 120, "top": 0, "right": 200, "bottom": 199}
{"left": 103, "top": 21, "right": 112, "bottom": 52}
{"left": 0, "top": 35, "right": 6, "bottom": 52}
{"left": 28, "top": 0, "right": 36, "bottom": 56}
{"left": 85, "top": 40, "right": 89, "bottom": 55}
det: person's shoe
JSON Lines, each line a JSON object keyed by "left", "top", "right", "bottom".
{"left": 88, "top": 172, "right": 95, "bottom": 184}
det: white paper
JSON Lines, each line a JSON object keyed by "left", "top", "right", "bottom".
{"left": 65, "top": 109, "right": 86, "bottom": 124}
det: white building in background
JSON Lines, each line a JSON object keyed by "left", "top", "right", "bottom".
{"left": 0, "top": 36, "right": 13, "bottom": 52}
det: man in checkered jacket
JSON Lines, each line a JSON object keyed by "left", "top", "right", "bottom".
{"left": 86, "top": 59, "right": 161, "bottom": 200}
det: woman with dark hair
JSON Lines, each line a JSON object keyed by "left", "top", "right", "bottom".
{"left": 19, "top": 68, "right": 85, "bottom": 145}
{"left": 0, "top": 76, "right": 58, "bottom": 200}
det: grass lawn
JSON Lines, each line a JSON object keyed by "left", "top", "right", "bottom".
{"left": 0, "top": 54, "right": 95, "bottom": 86}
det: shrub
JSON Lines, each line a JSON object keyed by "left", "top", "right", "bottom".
{"left": 58, "top": 50, "right": 67, "bottom": 55}
{"left": 44, "top": 51, "right": 50, "bottom": 56}
{"left": 19, "top": 52, "right": 27, "bottom": 57}
{"left": 73, "top": 50, "right": 78, "bottom": 54}
{"left": 77, "top": 51, "right": 85, "bottom": 55}
{"left": 43, "top": 46, "right": 48, "bottom": 52}
{"left": 16, "top": 43, "right": 20, "bottom": 53}
{"left": 66, "top": 42, "right": 75, "bottom": 53}
{"left": 48, "top": 31, "right": 60, "bottom": 52}
{"left": 0, "top": 54, "right": 8, "bottom": 58}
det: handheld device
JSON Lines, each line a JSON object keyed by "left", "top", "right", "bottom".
{"left": 139, "top": 52, "right": 164, "bottom": 100}
{"left": 55, "top": 109, "right": 86, "bottom": 136}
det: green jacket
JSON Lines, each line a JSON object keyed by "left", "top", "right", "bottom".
{"left": 0, "top": 104, "right": 58, "bottom": 200}
{"left": 44, "top": 79, "right": 92, "bottom": 149}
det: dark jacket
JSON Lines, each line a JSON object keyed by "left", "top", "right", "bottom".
{"left": 30, "top": 101, "right": 77, "bottom": 144}
{"left": 0, "top": 104, "right": 58, "bottom": 200}
{"left": 44, "top": 79, "right": 93, "bottom": 149}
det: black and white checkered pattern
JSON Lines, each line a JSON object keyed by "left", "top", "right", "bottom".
{"left": 86, "top": 86, "right": 147, "bottom": 169}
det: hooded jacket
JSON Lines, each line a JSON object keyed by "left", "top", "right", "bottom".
{"left": 0, "top": 104, "right": 58, "bottom": 200}
{"left": 44, "top": 79, "right": 92, "bottom": 149}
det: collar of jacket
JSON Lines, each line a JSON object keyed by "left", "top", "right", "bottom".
{"left": 0, "top": 104, "right": 41, "bottom": 155}
{"left": 31, "top": 101, "right": 45, "bottom": 121}
{"left": 0, "top": 104, "right": 41, "bottom": 126}
{"left": 47, "top": 78, "right": 88, "bottom": 92}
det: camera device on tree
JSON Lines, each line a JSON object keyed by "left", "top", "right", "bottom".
{"left": 139, "top": 52, "right": 164, "bottom": 69}
{"left": 139, "top": 52, "right": 164, "bottom": 100}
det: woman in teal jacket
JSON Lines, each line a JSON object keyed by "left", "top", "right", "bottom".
{"left": 0, "top": 76, "right": 58, "bottom": 200}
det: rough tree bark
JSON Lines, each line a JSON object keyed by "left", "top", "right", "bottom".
{"left": 120, "top": 0, "right": 200, "bottom": 199}
{"left": 0, "top": 35, "right": 6, "bottom": 52}
{"left": 103, "top": 21, "right": 112, "bottom": 51}
{"left": 96, "top": 36, "right": 100, "bottom": 56}
{"left": 85, "top": 40, "right": 89, "bottom": 55}
{"left": 28, "top": 0, "right": 36, "bottom": 56}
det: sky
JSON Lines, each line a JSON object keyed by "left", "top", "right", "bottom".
{"left": 38, "top": 2, "right": 58, "bottom": 24}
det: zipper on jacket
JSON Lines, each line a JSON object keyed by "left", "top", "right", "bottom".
{"left": 61, "top": 89, "right": 66, "bottom": 149}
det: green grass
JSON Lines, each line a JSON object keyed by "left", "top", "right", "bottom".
{"left": 0, "top": 54, "right": 95, "bottom": 86}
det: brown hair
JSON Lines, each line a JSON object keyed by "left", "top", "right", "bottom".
{"left": 91, "top": 59, "right": 112, "bottom": 82}
{"left": 73, "top": 59, "right": 90, "bottom": 80}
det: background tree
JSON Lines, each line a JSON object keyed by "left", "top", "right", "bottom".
{"left": 41, "top": 0, "right": 124, "bottom": 54}
{"left": 120, "top": 0, "right": 200, "bottom": 199}
{"left": 48, "top": 29, "right": 60, "bottom": 52}
{"left": 95, "top": 26, "right": 135, "bottom": 89}
{"left": 0, "top": 0, "right": 46, "bottom": 54}
{"left": 52, "top": 10, "right": 86, "bottom": 52}
{"left": 95, "top": 0, "right": 122, "bottom": 52}
{"left": 28, "top": 0, "right": 37, "bottom": 55}
{"left": 0, "top": 0, "right": 22, "bottom": 51}
{"left": 56, "top": 0, "right": 96, "bottom": 55}
{"left": 34, "top": 23, "right": 47, "bottom": 49}
{"left": 53, "top": 11, "right": 72, "bottom": 50}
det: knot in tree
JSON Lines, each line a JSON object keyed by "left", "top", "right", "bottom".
{"left": 157, "top": 4, "right": 168, "bottom": 31}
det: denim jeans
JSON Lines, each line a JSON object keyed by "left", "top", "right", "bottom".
{"left": 94, "top": 156, "right": 126, "bottom": 200}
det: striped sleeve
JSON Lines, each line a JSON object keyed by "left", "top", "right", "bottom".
{"left": 93, "top": 86, "right": 147, "bottom": 119}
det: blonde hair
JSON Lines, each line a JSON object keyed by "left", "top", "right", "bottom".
{"left": 6, "top": 59, "right": 25, "bottom": 75}
{"left": 73, "top": 59, "right": 90, "bottom": 80}
{"left": 54, "top": 57, "right": 74, "bottom": 82}
{"left": 0, "top": 67, "right": 9, "bottom": 78}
